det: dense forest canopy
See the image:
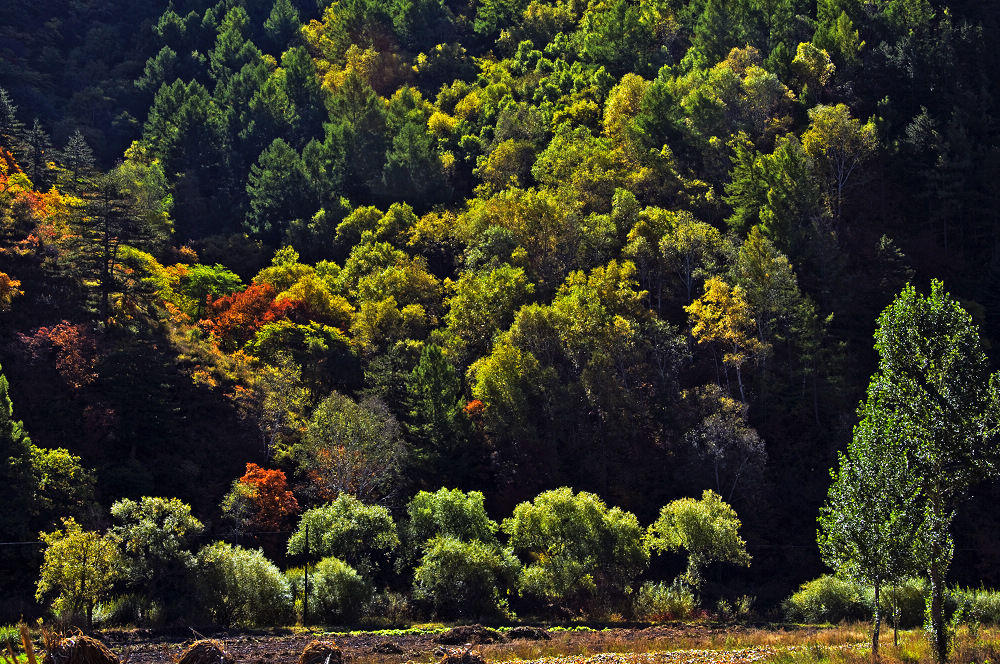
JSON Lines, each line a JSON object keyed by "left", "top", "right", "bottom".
{"left": 2, "top": 0, "right": 1000, "bottom": 627}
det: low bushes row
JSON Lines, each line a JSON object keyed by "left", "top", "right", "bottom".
{"left": 39, "top": 487, "right": 756, "bottom": 628}
{"left": 783, "top": 575, "right": 1000, "bottom": 627}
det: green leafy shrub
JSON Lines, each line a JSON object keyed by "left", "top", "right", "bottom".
{"left": 287, "top": 495, "right": 399, "bottom": 580}
{"left": 646, "top": 490, "right": 751, "bottom": 590}
{"left": 309, "top": 555, "right": 371, "bottom": 623}
{"left": 735, "top": 595, "right": 755, "bottom": 620}
{"left": 502, "top": 487, "right": 648, "bottom": 614}
{"left": 635, "top": 581, "right": 697, "bottom": 621}
{"left": 955, "top": 587, "right": 1000, "bottom": 626}
{"left": 197, "top": 541, "right": 293, "bottom": 627}
{"left": 0, "top": 625, "right": 18, "bottom": 649}
{"left": 405, "top": 488, "right": 498, "bottom": 550}
{"left": 412, "top": 535, "right": 520, "bottom": 619}
{"left": 96, "top": 593, "right": 146, "bottom": 626}
{"left": 364, "top": 591, "right": 414, "bottom": 625}
{"left": 109, "top": 496, "right": 204, "bottom": 622}
{"left": 35, "top": 517, "right": 121, "bottom": 628}
{"left": 783, "top": 575, "right": 868, "bottom": 623}
{"left": 877, "top": 577, "right": 927, "bottom": 629}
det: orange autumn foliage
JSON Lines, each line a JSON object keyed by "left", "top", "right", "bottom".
{"left": 463, "top": 399, "right": 485, "bottom": 418}
{"left": 203, "top": 283, "right": 313, "bottom": 351}
{"left": 237, "top": 463, "right": 299, "bottom": 531}
{"left": 203, "top": 283, "right": 280, "bottom": 350}
{"left": 1, "top": 148, "right": 76, "bottom": 259}
{"left": 264, "top": 296, "right": 311, "bottom": 324}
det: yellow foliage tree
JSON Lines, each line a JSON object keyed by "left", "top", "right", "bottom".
{"left": 802, "top": 103, "right": 877, "bottom": 222}
{"left": 36, "top": 518, "right": 121, "bottom": 629}
{"left": 0, "top": 271, "right": 22, "bottom": 309}
{"left": 685, "top": 276, "right": 768, "bottom": 400}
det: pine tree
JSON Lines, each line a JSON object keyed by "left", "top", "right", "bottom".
{"left": 0, "top": 87, "right": 24, "bottom": 154}
{"left": 264, "top": 0, "right": 301, "bottom": 52}
{"left": 245, "top": 138, "right": 314, "bottom": 244}
{"left": 280, "top": 46, "right": 326, "bottom": 148}
{"left": 0, "top": 365, "right": 32, "bottom": 461}
{"left": 69, "top": 162, "right": 171, "bottom": 321}
{"left": 23, "top": 118, "right": 54, "bottom": 189}
{"left": 208, "top": 7, "right": 259, "bottom": 86}
{"left": 0, "top": 364, "right": 34, "bottom": 538}
{"left": 689, "top": 0, "right": 736, "bottom": 65}
{"left": 329, "top": 71, "right": 388, "bottom": 198}
{"left": 61, "top": 130, "right": 96, "bottom": 178}
{"left": 405, "top": 344, "right": 486, "bottom": 488}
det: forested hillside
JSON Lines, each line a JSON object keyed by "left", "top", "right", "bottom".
{"left": 2, "top": 0, "right": 1000, "bottom": 624}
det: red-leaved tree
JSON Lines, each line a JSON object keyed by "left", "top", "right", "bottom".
{"left": 203, "top": 284, "right": 310, "bottom": 351}
{"left": 233, "top": 462, "right": 299, "bottom": 532}
{"left": 19, "top": 321, "right": 98, "bottom": 390}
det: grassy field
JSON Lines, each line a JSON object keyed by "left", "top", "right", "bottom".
{"left": 356, "top": 623, "right": 1000, "bottom": 664}
{"left": 7, "top": 621, "right": 1000, "bottom": 664}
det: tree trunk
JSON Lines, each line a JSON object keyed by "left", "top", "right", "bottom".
{"left": 893, "top": 587, "right": 899, "bottom": 647}
{"left": 872, "top": 583, "right": 881, "bottom": 662}
{"left": 927, "top": 485, "right": 950, "bottom": 664}
{"left": 929, "top": 558, "right": 947, "bottom": 664}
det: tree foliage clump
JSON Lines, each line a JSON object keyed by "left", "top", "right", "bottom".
{"left": 287, "top": 495, "right": 400, "bottom": 581}
{"left": 35, "top": 518, "right": 121, "bottom": 629}
{"left": 647, "top": 490, "right": 751, "bottom": 591}
{"left": 307, "top": 556, "right": 371, "bottom": 623}
{"left": 840, "top": 281, "right": 1000, "bottom": 662}
{"left": 197, "top": 541, "right": 294, "bottom": 628}
{"left": 109, "top": 497, "right": 205, "bottom": 622}
{"left": 405, "top": 488, "right": 499, "bottom": 553}
{"left": 3, "top": 0, "right": 1000, "bottom": 632}
{"left": 502, "top": 487, "right": 648, "bottom": 613}
{"left": 412, "top": 535, "right": 520, "bottom": 619}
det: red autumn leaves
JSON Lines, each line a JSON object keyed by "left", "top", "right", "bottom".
{"left": 236, "top": 462, "right": 299, "bottom": 532}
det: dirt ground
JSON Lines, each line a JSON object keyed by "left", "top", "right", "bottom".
{"left": 94, "top": 623, "right": 855, "bottom": 664}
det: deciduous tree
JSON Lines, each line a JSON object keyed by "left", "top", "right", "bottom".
{"left": 287, "top": 495, "right": 399, "bottom": 580}
{"left": 686, "top": 277, "right": 768, "bottom": 400}
{"left": 868, "top": 281, "right": 1000, "bottom": 663}
{"left": 502, "top": 487, "right": 648, "bottom": 614}
{"left": 802, "top": 104, "right": 877, "bottom": 222}
{"left": 36, "top": 518, "right": 121, "bottom": 629}
{"left": 819, "top": 381, "right": 924, "bottom": 659}
{"left": 295, "top": 391, "right": 407, "bottom": 503}
{"left": 221, "top": 463, "right": 299, "bottom": 534}
{"left": 647, "top": 490, "right": 751, "bottom": 591}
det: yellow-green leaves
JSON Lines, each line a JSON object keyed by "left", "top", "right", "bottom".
{"left": 686, "top": 277, "right": 767, "bottom": 370}
{"left": 802, "top": 103, "right": 877, "bottom": 221}
{"left": 502, "top": 487, "right": 647, "bottom": 611}
{"left": 647, "top": 489, "right": 750, "bottom": 590}
{"left": 36, "top": 518, "right": 121, "bottom": 627}
{"left": 791, "top": 42, "right": 835, "bottom": 91}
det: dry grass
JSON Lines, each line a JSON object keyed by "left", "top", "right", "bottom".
{"left": 763, "top": 626, "right": 1000, "bottom": 664}
{"left": 352, "top": 624, "right": 877, "bottom": 664}
{"left": 407, "top": 624, "right": 1000, "bottom": 664}
{"left": 496, "top": 626, "right": 870, "bottom": 662}
{"left": 173, "top": 640, "right": 233, "bottom": 664}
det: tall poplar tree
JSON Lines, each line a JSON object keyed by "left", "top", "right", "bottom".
{"left": 818, "top": 379, "right": 924, "bottom": 659}
{"left": 869, "top": 281, "right": 1000, "bottom": 663}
